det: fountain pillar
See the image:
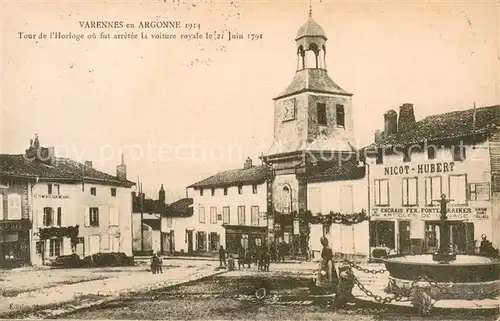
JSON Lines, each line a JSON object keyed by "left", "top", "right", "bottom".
{"left": 432, "top": 194, "right": 456, "bottom": 263}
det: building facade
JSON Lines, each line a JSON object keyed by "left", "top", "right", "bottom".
{"left": 131, "top": 186, "right": 164, "bottom": 255}
{"left": 366, "top": 104, "right": 500, "bottom": 257}
{"left": 0, "top": 135, "right": 135, "bottom": 266}
{"left": 161, "top": 197, "right": 193, "bottom": 255}
{"left": 183, "top": 157, "right": 268, "bottom": 255}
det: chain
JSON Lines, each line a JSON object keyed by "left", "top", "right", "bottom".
{"left": 340, "top": 259, "right": 387, "bottom": 274}
{"left": 350, "top": 274, "right": 407, "bottom": 304}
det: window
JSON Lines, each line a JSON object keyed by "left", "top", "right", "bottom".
{"left": 449, "top": 175, "right": 467, "bottom": 205}
{"left": 0, "top": 195, "right": 3, "bottom": 219}
{"left": 197, "top": 231, "right": 207, "bottom": 252}
{"left": 452, "top": 145, "right": 466, "bottom": 161}
{"left": 251, "top": 206, "right": 259, "bottom": 225}
{"left": 111, "top": 188, "right": 117, "bottom": 197}
{"left": 89, "top": 207, "right": 99, "bottom": 227}
{"left": 54, "top": 184, "right": 60, "bottom": 195}
{"left": 252, "top": 184, "right": 258, "bottom": 194}
{"left": 210, "top": 206, "right": 217, "bottom": 224}
{"left": 238, "top": 185, "right": 243, "bottom": 194}
{"left": 376, "top": 148, "right": 383, "bottom": 164}
{"left": 222, "top": 206, "right": 230, "bottom": 224}
{"left": 468, "top": 183, "right": 490, "bottom": 201}
{"left": 211, "top": 188, "right": 215, "bottom": 196}
{"left": 200, "top": 189, "right": 204, "bottom": 196}
{"left": 56, "top": 207, "right": 62, "bottom": 226}
{"left": 374, "top": 179, "right": 389, "bottom": 206}
{"left": 198, "top": 206, "right": 206, "bottom": 223}
{"left": 281, "top": 186, "right": 291, "bottom": 214}
{"left": 425, "top": 177, "right": 442, "bottom": 206}
{"left": 317, "top": 103, "right": 327, "bottom": 126}
{"left": 308, "top": 187, "right": 321, "bottom": 214}
{"left": 90, "top": 187, "right": 96, "bottom": 196}
{"left": 339, "top": 185, "right": 354, "bottom": 213}
{"left": 7, "top": 194, "right": 22, "bottom": 220}
{"left": 43, "top": 207, "right": 53, "bottom": 226}
{"left": 166, "top": 217, "right": 173, "bottom": 228}
{"left": 427, "top": 146, "right": 436, "bottom": 160}
{"left": 403, "top": 148, "right": 411, "bottom": 162}
{"left": 49, "top": 239, "right": 62, "bottom": 257}
{"left": 109, "top": 235, "right": 120, "bottom": 252}
{"left": 47, "top": 184, "right": 52, "bottom": 195}
{"left": 209, "top": 232, "right": 219, "bottom": 251}
{"left": 402, "top": 177, "right": 418, "bottom": 206}
{"left": 336, "top": 104, "right": 345, "bottom": 127}
{"left": 237, "top": 206, "right": 245, "bottom": 225}
{"left": 223, "top": 187, "right": 228, "bottom": 196}
{"left": 109, "top": 207, "right": 119, "bottom": 226}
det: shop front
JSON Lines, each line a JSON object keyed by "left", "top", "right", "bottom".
{"left": 369, "top": 206, "right": 489, "bottom": 257}
{"left": 223, "top": 225, "right": 267, "bottom": 255}
{"left": 0, "top": 219, "right": 32, "bottom": 268}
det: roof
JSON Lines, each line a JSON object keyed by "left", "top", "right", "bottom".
{"left": 366, "top": 105, "right": 500, "bottom": 149}
{"left": 165, "top": 198, "right": 193, "bottom": 218}
{"left": 132, "top": 195, "right": 167, "bottom": 214}
{"left": 307, "top": 158, "right": 366, "bottom": 182}
{"left": 188, "top": 165, "right": 268, "bottom": 189}
{"left": 274, "top": 69, "right": 352, "bottom": 100}
{"left": 295, "top": 17, "right": 327, "bottom": 40}
{"left": 0, "top": 154, "right": 135, "bottom": 187}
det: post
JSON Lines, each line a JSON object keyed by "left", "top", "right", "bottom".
{"left": 432, "top": 194, "right": 456, "bottom": 263}
{"left": 140, "top": 188, "right": 144, "bottom": 253}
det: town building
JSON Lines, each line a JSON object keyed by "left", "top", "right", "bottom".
{"left": 131, "top": 185, "right": 164, "bottom": 256}
{"left": 365, "top": 104, "right": 500, "bottom": 258}
{"left": 161, "top": 197, "right": 193, "bottom": 255}
{"left": 261, "top": 10, "right": 367, "bottom": 258}
{"left": 0, "top": 135, "right": 135, "bottom": 266}
{"left": 182, "top": 157, "right": 268, "bottom": 255}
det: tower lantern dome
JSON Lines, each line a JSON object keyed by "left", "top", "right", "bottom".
{"left": 295, "top": 16, "right": 327, "bottom": 41}
{"left": 295, "top": 10, "right": 328, "bottom": 70}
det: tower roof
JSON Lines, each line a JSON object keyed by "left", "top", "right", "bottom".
{"left": 295, "top": 16, "right": 327, "bottom": 41}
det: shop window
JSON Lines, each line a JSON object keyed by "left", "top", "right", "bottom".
{"left": 198, "top": 206, "right": 205, "bottom": 223}
{"left": 49, "top": 238, "right": 62, "bottom": 257}
{"left": 374, "top": 179, "right": 389, "bottom": 206}
{"left": 209, "top": 232, "right": 219, "bottom": 251}
{"left": 369, "top": 220, "right": 395, "bottom": 249}
{"left": 222, "top": 206, "right": 230, "bottom": 224}
{"left": 237, "top": 206, "right": 245, "bottom": 225}
{"left": 251, "top": 206, "right": 259, "bottom": 225}
{"left": 210, "top": 207, "right": 217, "bottom": 224}
{"left": 425, "top": 176, "right": 442, "bottom": 206}
{"left": 197, "top": 231, "right": 207, "bottom": 252}
{"left": 402, "top": 177, "right": 418, "bottom": 206}
{"left": 468, "top": 183, "right": 490, "bottom": 201}
{"left": 449, "top": 174, "right": 467, "bottom": 205}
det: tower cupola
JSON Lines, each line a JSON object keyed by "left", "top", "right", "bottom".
{"left": 295, "top": 8, "right": 328, "bottom": 70}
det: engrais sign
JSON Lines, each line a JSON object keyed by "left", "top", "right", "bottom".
{"left": 384, "top": 162, "right": 455, "bottom": 176}
{"left": 371, "top": 206, "right": 489, "bottom": 220}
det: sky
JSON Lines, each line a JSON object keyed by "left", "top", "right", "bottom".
{"left": 1, "top": 0, "right": 498, "bottom": 200}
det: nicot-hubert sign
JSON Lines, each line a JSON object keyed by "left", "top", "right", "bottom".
{"left": 384, "top": 162, "right": 455, "bottom": 176}
{"left": 371, "top": 206, "right": 489, "bottom": 220}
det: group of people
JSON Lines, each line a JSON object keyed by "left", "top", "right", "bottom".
{"left": 235, "top": 244, "right": 271, "bottom": 271}
{"left": 150, "top": 252, "right": 163, "bottom": 274}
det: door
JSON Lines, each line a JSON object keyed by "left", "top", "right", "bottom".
{"left": 88, "top": 235, "right": 100, "bottom": 256}
{"left": 398, "top": 221, "right": 411, "bottom": 255}
{"left": 187, "top": 231, "right": 193, "bottom": 253}
{"left": 169, "top": 232, "right": 175, "bottom": 254}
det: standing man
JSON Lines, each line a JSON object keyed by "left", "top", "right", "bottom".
{"left": 219, "top": 245, "right": 227, "bottom": 267}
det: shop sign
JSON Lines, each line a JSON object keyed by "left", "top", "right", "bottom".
{"left": 34, "top": 194, "right": 70, "bottom": 199}
{"left": 383, "top": 162, "right": 455, "bottom": 176}
{"left": 0, "top": 220, "right": 32, "bottom": 231}
{"left": 371, "top": 206, "right": 489, "bottom": 220}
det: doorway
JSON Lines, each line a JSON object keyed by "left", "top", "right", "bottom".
{"left": 186, "top": 231, "right": 193, "bottom": 253}
{"left": 398, "top": 221, "right": 411, "bottom": 255}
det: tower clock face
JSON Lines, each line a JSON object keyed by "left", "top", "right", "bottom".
{"left": 282, "top": 98, "right": 296, "bottom": 122}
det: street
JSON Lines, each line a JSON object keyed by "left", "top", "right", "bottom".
{"left": 58, "top": 270, "right": 498, "bottom": 320}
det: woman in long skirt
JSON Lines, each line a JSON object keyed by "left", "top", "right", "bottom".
{"left": 315, "top": 236, "right": 338, "bottom": 293}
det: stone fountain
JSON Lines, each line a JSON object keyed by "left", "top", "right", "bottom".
{"left": 383, "top": 194, "right": 500, "bottom": 301}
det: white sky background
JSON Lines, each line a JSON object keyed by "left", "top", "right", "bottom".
{"left": 1, "top": 1, "right": 498, "bottom": 200}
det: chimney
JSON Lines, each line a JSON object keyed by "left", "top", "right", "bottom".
{"left": 383, "top": 110, "right": 398, "bottom": 136}
{"left": 47, "top": 147, "right": 56, "bottom": 165}
{"left": 159, "top": 184, "right": 166, "bottom": 204}
{"left": 117, "top": 154, "right": 127, "bottom": 180}
{"left": 85, "top": 161, "right": 93, "bottom": 169}
{"left": 244, "top": 157, "right": 253, "bottom": 169}
{"left": 398, "top": 103, "right": 416, "bottom": 132}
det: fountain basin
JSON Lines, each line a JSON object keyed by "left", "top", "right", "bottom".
{"left": 382, "top": 254, "right": 500, "bottom": 283}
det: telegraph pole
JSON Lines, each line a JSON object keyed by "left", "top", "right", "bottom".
{"left": 140, "top": 183, "right": 144, "bottom": 253}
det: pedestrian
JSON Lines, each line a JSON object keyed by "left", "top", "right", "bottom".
{"left": 157, "top": 251, "right": 163, "bottom": 274}
{"left": 245, "top": 248, "right": 251, "bottom": 268}
{"left": 259, "top": 246, "right": 270, "bottom": 272}
{"left": 237, "top": 246, "right": 245, "bottom": 269}
{"left": 219, "top": 245, "right": 227, "bottom": 267}
{"left": 227, "top": 254, "right": 236, "bottom": 271}
{"left": 315, "top": 236, "right": 338, "bottom": 294}
{"left": 150, "top": 253, "right": 160, "bottom": 274}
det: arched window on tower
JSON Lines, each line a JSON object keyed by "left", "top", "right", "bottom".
{"left": 281, "top": 185, "right": 291, "bottom": 214}
{"left": 297, "top": 46, "right": 305, "bottom": 70}
{"left": 321, "top": 45, "right": 327, "bottom": 69}
{"left": 305, "top": 43, "right": 319, "bottom": 69}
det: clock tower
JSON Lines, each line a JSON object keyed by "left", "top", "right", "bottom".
{"left": 262, "top": 9, "right": 357, "bottom": 255}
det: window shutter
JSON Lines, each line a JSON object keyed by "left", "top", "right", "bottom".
{"left": 0, "top": 194, "right": 3, "bottom": 220}
{"left": 84, "top": 207, "right": 90, "bottom": 227}
{"left": 115, "top": 208, "right": 120, "bottom": 226}
{"left": 98, "top": 206, "right": 106, "bottom": 226}
{"left": 62, "top": 237, "right": 72, "bottom": 255}
{"left": 37, "top": 208, "right": 44, "bottom": 228}
{"left": 208, "top": 233, "right": 212, "bottom": 251}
